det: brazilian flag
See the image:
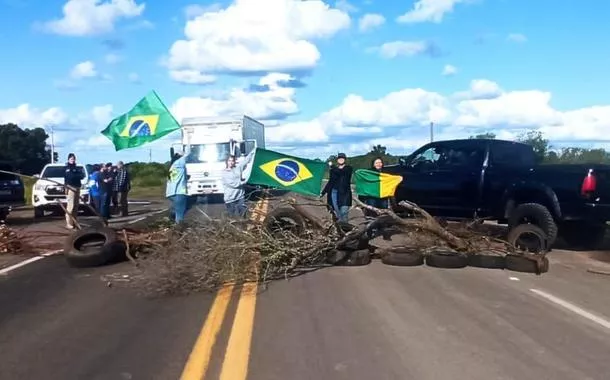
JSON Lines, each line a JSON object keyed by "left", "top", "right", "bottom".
{"left": 101, "top": 90, "right": 181, "bottom": 151}
{"left": 247, "top": 148, "right": 326, "bottom": 196}
{"left": 354, "top": 169, "right": 403, "bottom": 198}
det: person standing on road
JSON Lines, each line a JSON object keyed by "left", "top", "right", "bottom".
{"left": 87, "top": 164, "right": 102, "bottom": 211}
{"left": 166, "top": 151, "right": 191, "bottom": 224}
{"left": 360, "top": 157, "right": 390, "bottom": 214}
{"left": 222, "top": 152, "right": 255, "bottom": 218}
{"left": 63, "top": 153, "right": 85, "bottom": 230}
{"left": 112, "top": 161, "right": 131, "bottom": 217}
{"left": 99, "top": 163, "right": 114, "bottom": 221}
{"left": 321, "top": 153, "right": 353, "bottom": 222}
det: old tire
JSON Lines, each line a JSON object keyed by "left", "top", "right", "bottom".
{"left": 381, "top": 247, "right": 424, "bottom": 266}
{"left": 508, "top": 203, "right": 557, "bottom": 247}
{"left": 507, "top": 224, "right": 548, "bottom": 253}
{"left": 468, "top": 252, "right": 506, "bottom": 269}
{"left": 505, "top": 254, "right": 549, "bottom": 274}
{"left": 425, "top": 249, "right": 468, "bottom": 269}
{"left": 334, "top": 250, "right": 371, "bottom": 266}
{"left": 560, "top": 222, "right": 607, "bottom": 250}
{"left": 263, "top": 207, "right": 305, "bottom": 237}
{"left": 63, "top": 227, "right": 125, "bottom": 268}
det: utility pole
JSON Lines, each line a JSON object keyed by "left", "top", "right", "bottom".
{"left": 429, "top": 121, "right": 434, "bottom": 142}
{"left": 149, "top": 148, "right": 152, "bottom": 163}
{"left": 50, "top": 125, "right": 55, "bottom": 163}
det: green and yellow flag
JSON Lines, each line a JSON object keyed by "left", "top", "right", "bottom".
{"left": 247, "top": 148, "right": 326, "bottom": 196}
{"left": 101, "top": 90, "right": 181, "bottom": 151}
{"left": 354, "top": 169, "right": 403, "bottom": 198}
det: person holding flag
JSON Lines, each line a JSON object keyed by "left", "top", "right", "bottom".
{"left": 359, "top": 157, "right": 390, "bottom": 216}
{"left": 222, "top": 151, "right": 256, "bottom": 218}
{"left": 321, "top": 153, "right": 353, "bottom": 222}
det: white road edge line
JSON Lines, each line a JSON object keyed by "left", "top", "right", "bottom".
{"left": 1, "top": 209, "right": 168, "bottom": 275}
{"left": 530, "top": 288, "right": 610, "bottom": 330}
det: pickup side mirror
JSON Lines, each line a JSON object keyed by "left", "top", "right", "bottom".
{"left": 33, "top": 174, "right": 40, "bottom": 179}
{"left": 399, "top": 157, "right": 408, "bottom": 166}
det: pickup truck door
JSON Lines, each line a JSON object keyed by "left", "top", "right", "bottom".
{"left": 395, "top": 144, "right": 485, "bottom": 219}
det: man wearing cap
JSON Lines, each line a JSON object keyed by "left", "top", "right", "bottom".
{"left": 321, "top": 153, "right": 353, "bottom": 222}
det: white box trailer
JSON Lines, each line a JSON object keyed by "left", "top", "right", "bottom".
{"left": 171, "top": 115, "right": 265, "bottom": 196}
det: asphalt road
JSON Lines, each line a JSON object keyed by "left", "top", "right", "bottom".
{"left": 2, "top": 197, "right": 610, "bottom": 379}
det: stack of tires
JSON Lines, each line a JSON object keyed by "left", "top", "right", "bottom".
{"left": 63, "top": 224, "right": 127, "bottom": 268}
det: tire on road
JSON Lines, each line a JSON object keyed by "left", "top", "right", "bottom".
{"left": 425, "top": 249, "right": 468, "bottom": 269}
{"left": 63, "top": 227, "right": 125, "bottom": 268}
{"left": 334, "top": 249, "right": 371, "bottom": 266}
{"left": 263, "top": 207, "right": 306, "bottom": 237}
{"left": 505, "top": 254, "right": 549, "bottom": 274}
{"left": 507, "top": 224, "right": 549, "bottom": 254}
{"left": 508, "top": 203, "right": 557, "bottom": 247}
{"left": 468, "top": 252, "right": 506, "bottom": 269}
{"left": 380, "top": 247, "right": 424, "bottom": 266}
{"left": 560, "top": 221, "right": 607, "bottom": 250}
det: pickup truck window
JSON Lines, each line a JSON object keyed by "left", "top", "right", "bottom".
{"left": 410, "top": 145, "right": 485, "bottom": 169}
{"left": 490, "top": 143, "right": 536, "bottom": 166}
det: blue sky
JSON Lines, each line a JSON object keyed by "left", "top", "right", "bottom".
{"left": 1, "top": 0, "right": 609, "bottom": 165}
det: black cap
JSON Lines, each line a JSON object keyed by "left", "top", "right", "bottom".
{"left": 337, "top": 153, "right": 347, "bottom": 159}
{"left": 105, "top": 162, "right": 113, "bottom": 167}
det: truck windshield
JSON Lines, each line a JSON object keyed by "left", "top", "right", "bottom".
{"left": 189, "top": 143, "right": 237, "bottom": 163}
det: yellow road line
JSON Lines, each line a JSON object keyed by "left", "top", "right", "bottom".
{"left": 218, "top": 281, "right": 259, "bottom": 380}
{"left": 218, "top": 199, "right": 268, "bottom": 380}
{"left": 180, "top": 284, "right": 235, "bottom": 380}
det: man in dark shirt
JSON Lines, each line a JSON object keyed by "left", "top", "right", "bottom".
{"left": 99, "top": 163, "right": 114, "bottom": 220}
{"left": 112, "top": 161, "right": 131, "bottom": 217}
{"left": 63, "top": 153, "right": 85, "bottom": 229}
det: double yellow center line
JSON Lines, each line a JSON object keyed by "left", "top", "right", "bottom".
{"left": 180, "top": 197, "right": 269, "bottom": 380}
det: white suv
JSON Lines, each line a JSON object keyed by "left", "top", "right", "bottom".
{"left": 32, "top": 163, "right": 90, "bottom": 218}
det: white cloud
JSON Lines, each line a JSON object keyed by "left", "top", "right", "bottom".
{"left": 104, "top": 53, "right": 121, "bottom": 64}
{"left": 335, "top": 0, "right": 358, "bottom": 13}
{"left": 171, "top": 72, "right": 299, "bottom": 122}
{"left": 397, "top": 0, "right": 464, "bottom": 24}
{"left": 128, "top": 72, "right": 141, "bottom": 83}
{"left": 169, "top": 70, "right": 216, "bottom": 85}
{"left": 42, "top": 0, "right": 145, "bottom": 36}
{"left": 0, "top": 104, "right": 69, "bottom": 128}
{"left": 376, "top": 41, "right": 431, "bottom": 58}
{"left": 184, "top": 3, "right": 222, "bottom": 19}
{"left": 358, "top": 13, "right": 385, "bottom": 32}
{"left": 167, "top": 0, "right": 350, "bottom": 76}
{"left": 442, "top": 64, "right": 457, "bottom": 76}
{"left": 507, "top": 33, "right": 527, "bottom": 43}
{"left": 70, "top": 61, "right": 97, "bottom": 79}
{"left": 455, "top": 79, "right": 503, "bottom": 100}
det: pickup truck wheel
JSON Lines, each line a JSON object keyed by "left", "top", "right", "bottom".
{"left": 425, "top": 249, "right": 468, "bottom": 269}
{"left": 560, "top": 222, "right": 607, "bottom": 250}
{"left": 63, "top": 227, "right": 125, "bottom": 268}
{"left": 468, "top": 252, "right": 506, "bottom": 269}
{"left": 505, "top": 254, "right": 549, "bottom": 274}
{"left": 508, "top": 203, "right": 558, "bottom": 247}
{"left": 380, "top": 247, "right": 424, "bottom": 266}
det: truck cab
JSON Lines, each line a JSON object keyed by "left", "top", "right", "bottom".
{"left": 171, "top": 115, "right": 265, "bottom": 197}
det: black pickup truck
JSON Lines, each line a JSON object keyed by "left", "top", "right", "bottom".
{"left": 384, "top": 139, "right": 610, "bottom": 249}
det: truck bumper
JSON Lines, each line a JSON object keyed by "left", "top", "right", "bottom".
{"left": 577, "top": 203, "right": 610, "bottom": 222}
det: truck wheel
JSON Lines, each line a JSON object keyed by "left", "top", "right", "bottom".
{"left": 560, "top": 222, "right": 607, "bottom": 250}
{"left": 34, "top": 207, "right": 44, "bottom": 218}
{"left": 63, "top": 227, "right": 125, "bottom": 268}
{"left": 508, "top": 203, "right": 558, "bottom": 247}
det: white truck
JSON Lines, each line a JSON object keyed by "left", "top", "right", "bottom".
{"left": 32, "top": 163, "right": 90, "bottom": 218}
{"left": 170, "top": 115, "right": 265, "bottom": 197}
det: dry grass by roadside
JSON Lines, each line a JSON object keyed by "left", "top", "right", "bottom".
{"left": 129, "top": 185, "right": 165, "bottom": 200}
